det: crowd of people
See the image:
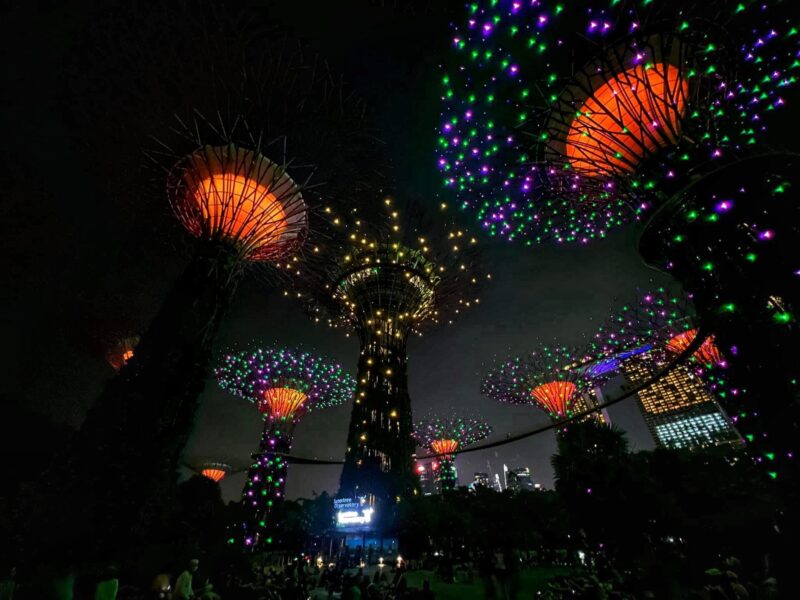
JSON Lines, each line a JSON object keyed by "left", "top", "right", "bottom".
{"left": 149, "top": 559, "right": 435, "bottom": 599}
{"left": 1, "top": 551, "right": 783, "bottom": 599}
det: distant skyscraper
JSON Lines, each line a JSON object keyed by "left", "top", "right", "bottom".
{"left": 589, "top": 387, "right": 612, "bottom": 424}
{"left": 416, "top": 463, "right": 434, "bottom": 496}
{"left": 472, "top": 472, "right": 491, "bottom": 490}
{"left": 506, "top": 467, "right": 535, "bottom": 492}
{"left": 493, "top": 473, "right": 503, "bottom": 492}
{"left": 416, "top": 461, "right": 441, "bottom": 496}
{"left": 570, "top": 392, "right": 608, "bottom": 425}
{"left": 622, "top": 360, "right": 742, "bottom": 450}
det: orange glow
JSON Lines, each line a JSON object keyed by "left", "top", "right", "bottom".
{"left": 666, "top": 329, "right": 724, "bottom": 365}
{"left": 106, "top": 336, "right": 139, "bottom": 371}
{"left": 566, "top": 63, "right": 687, "bottom": 176}
{"left": 194, "top": 173, "right": 287, "bottom": 246}
{"left": 531, "top": 381, "right": 578, "bottom": 417}
{"left": 258, "top": 387, "right": 308, "bottom": 419}
{"left": 431, "top": 439, "right": 460, "bottom": 456}
{"left": 201, "top": 468, "right": 227, "bottom": 483}
{"left": 174, "top": 146, "right": 307, "bottom": 262}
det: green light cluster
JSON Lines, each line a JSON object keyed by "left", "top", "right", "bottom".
{"left": 437, "top": 0, "right": 798, "bottom": 244}
{"left": 215, "top": 346, "right": 355, "bottom": 412}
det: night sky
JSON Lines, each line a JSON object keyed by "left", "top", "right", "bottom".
{"left": 5, "top": 1, "right": 682, "bottom": 502}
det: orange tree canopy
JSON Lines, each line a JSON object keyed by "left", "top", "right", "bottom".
{"left": 566, "top": 63, "right": 687, "bottom": 177}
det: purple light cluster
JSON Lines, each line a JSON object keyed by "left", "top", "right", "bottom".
{"left": 436, "top": 0, "right": 798, "bottom": 245}
{"left": 215, "top": 346, "right": 355, "bottom": 413}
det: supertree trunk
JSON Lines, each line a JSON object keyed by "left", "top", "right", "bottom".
{"left": 239, "top": 417, "right": 295, "bottom": 551}
{"left": 31, "top": 238, "right": 244, "bottom": 562}
{"left": 439, "top": 456, "right": 457, "bottom": 492}
{"left": 339, "top": 322, "right": 417, "bottom": 502}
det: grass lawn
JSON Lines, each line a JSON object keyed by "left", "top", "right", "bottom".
{"left": 405, "top": 567, "right": 577, "bottom": 599}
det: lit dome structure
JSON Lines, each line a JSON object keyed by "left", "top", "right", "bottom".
{"left": 216, "top": 347, "right": 355, "bottom": 550}
{"left": 200, "top": 462, "right": 232, "bottom": 483}
{"left": 168, "top": 144, "right": 308, "bottom": 262}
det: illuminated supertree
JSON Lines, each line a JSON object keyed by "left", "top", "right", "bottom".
{"left": 413, "top": 416, "right": 492, "bottom": 491}
{"left": 200, "top": 462, "right": 232, "bottom": 483}
{"left": 294, "top": 198, "right": 489, "bottom": 501}
{"left": 105, "top": 335, "right": 140, "bottom": 371}
{"left": 437, "top": 0, "right": 798, "bottom": 244}
{"left": 482, "top": 345, "right": 601, "bottom": 425}
{"left": 216, "top": 347, "right": 355, "bottom": 550}
{"left": 32, "top": 6, "right": 386, "bottom": 562}
{"left": 593, "top": 287, "right": 726, "bottom": 369}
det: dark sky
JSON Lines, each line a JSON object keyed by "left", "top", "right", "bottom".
{"left": 4, "top": 0, "right": 674, "bottom": 502}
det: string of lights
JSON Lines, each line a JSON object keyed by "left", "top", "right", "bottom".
{"left": 260, "top": 326, "right": 714, "bottom": 465}
{"left": 289, "top": 197, "right": 490, "bottom": 501}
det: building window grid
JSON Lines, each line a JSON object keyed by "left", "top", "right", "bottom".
{"left": 620, "top": 358, "right": 740, "bottom": 450}
{"left": 654, "top": 412, "right": 732, "bottom": 449}
{"left": 624, "top": 361, "right": 712, "bottom": 415}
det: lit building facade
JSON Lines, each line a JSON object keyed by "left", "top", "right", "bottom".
{"left": 506, "top": 467, "right": 535, "bottom": 492}
{"left": 493, "top": 473, "right": 503, "bottom": 492}
{"left": 622, "top": 359, "right": 742, "bottom": 450}
{"left": 472, "top": 472, "right": 491, "bottom": 490}
{"left": 571, "top": 392, "right": 608, "bottom": 425}
{"left": 416, "top": 461, "right": 440, "bottom": 496}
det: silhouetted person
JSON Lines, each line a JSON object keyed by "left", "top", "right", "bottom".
{"left": 0, "top": 567, "right": 16, "bottom": 600}
{"left": 93, "top": 566, "right": 119, "bottom": 600}
{"left": 174, "top": 559, "right": 199, "bottom": 600}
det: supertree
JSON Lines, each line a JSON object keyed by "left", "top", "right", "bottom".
{"left": 105, "top": 335, "right": 140, "bottom": 371}
{"left": 638, "top": 155, "right": 800, "bottom": 484}
{"left": 26, "top": 4, "right": 386, "bottom": 563}
{"left": 215, "top": 347, "right": 355, "bottom": 550}
{"left": 412, "top": 416, "right": 492, "bottom": 491}
{"left": 593, "top": 287, "right": 726, "bottom": 369}
{"left": 293, "top": 198, "right": 489, "bottom": 502}
{"left": 482, "top": 345, "right": 603, "bottom": 426}
{"left": 437, "top": 0, "right": 798, "bottom": 244}
{"left": 200, "top": 462, "right": 232, "bottom": 483}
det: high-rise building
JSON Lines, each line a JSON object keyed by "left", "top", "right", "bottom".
{"left": 506, "top": 467, "right": 535, "bottom": 492}
{"left": 571, "top": 392, "right": 608, "bottom": 425}
{"left": 622, "top": 360, "right": 742, "bottom": 450}
{"left": 416, "top": 462, "right": 438, "bottom": 496}
{"left": 472, "top": 472, "right": 491, "bottom": 489}
{"left": 493, "top": 473, "right": 503, "bottom": 492}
